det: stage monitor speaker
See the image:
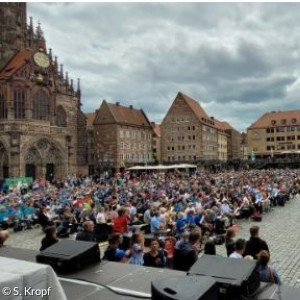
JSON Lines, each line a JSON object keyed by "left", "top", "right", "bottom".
{"left": 151, "top": 275, "right": 218, "bottom": 300}
{"left": 36, "top": 240, "right": 101, "bottom": 273}
{"left": 188, "top": 255, "right": 260, "bottom": 300}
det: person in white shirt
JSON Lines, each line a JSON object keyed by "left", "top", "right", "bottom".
{"left": 229, "top": 239, "right": 246, "bottom": 259}
{"left": 96, "top": 206, "right": 106, "bottom": 224}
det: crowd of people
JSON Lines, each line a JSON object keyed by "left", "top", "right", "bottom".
{"left": 0, "top": 168, "right": 299, "bottom": 284}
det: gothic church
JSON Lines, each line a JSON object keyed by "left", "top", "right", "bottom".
{"left": 0, "top": 3, "right": 88, "bottom": 180}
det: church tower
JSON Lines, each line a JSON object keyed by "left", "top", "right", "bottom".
{"left": 0, "top": 2, "right": 27, "bottom": 69}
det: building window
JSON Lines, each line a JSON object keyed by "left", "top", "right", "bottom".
{"left": 33, "top": 90, "right": 49, "bottom": 120}
{"left": 0, "top": 90, "right": 7, "bottom": 119}
{"left": 192, "top": 126, "right": 195, "bottom": 130}
{"left": 287, "top": 136, "right": 295, "bottom": 141}
{"left": 276, "top": 127, "right": 285, "bottom": 133}
{"left": 14, "top": 87, "right": 25, "bottom": 119}
{"left": 56, "top": 106, "right": 67, "bottom": 127}
{"left": 192, "top": 135, "right": 195, "bottom": 140}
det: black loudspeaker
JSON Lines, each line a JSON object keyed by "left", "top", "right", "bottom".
{"left": 188, "top": 255, "right": 260, "bottom": 300}
{"left": 151, "top": 276, "right": 218, "bottom": 300}
{"left": 36, "top": 240, "right": 101, "bottom": 273}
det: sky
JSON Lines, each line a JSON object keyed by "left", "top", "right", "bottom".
{"left": 27, "top": 2, "right": 300, "bottom": 132}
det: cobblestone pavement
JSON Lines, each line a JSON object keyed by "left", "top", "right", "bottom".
{"left": 3, "top": 195, "right": 300, "bottom": 287}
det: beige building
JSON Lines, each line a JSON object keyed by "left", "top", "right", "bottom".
{"left": 161, "top": 92, "right": 218, "bottom": 163}
{"left": 240, "top": 132, "right": 248, "bottom": 160}
{"left": 221, "top": 122, "right": 241, "bottom": 160}
{"left": 214, "top": 119, "right": 228, "bottom": 161}
{"left": 93, "top": 101, "right": 153, "bottom": 170}
{"left": 151, "top": 122, "right": 161, "bottom": 164}
{"left": 247, "top": 110, "right": 300, "bottom": 158}
{"left": 85, "top": 112, "right": 96, "bottom": 175}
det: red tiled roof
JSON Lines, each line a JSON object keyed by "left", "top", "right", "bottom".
{"left": 151, "top": 122, "right": 161, "bottom": 137}
{"left": 248, "top": 110, "right": 300, "bottom": 129}
{"left": 103, "top": 101, "right": 151, "bottom": 127}
{"left": 220, "top": 121, "right": 235, "bottom": 130}
{"left": 178, "top": 92, "right": 210, "bottom": 120}
{"left": 0, "top": 50, "right": 33, "bottom": 80}
{"left": 214, "top": 118, "right": 227, "bottom": 131}
{"left": 85, "top": 112, "right": 96, "bottom": 127}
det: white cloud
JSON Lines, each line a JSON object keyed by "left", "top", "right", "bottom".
{"left": 28, "top": 3, "right": 300, "bottom": 131}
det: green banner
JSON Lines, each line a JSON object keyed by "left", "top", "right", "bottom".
{"left": 5, "top": 177, "right": 33, "bottom": 189}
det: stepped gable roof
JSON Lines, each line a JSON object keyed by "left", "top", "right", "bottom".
{"left": 248, "top": 110, "right": 300, "bottom": 129}
{"left": 0, "top": 49, "right": 32, "bottom": 80}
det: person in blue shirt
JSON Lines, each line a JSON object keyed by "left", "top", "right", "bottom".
{"left": 150, "top": 210, "right": 162, "bottom": 234}
{"left": 185, "top": 210, "right": 196, "bottom": 231}
{"left": 0, "top": 205, "right": 9, "bottom": 223}
{"left": 175, "top": 212, "right": 186, "bottom": 236}
{"left": 173, "top": 199, "right": 183, "bottom": 214}
{"left": 194, "top": 211, "right": 203, "bottom": 228}
{"left": 257, "top": 250, "right": 280, "bottom": 284}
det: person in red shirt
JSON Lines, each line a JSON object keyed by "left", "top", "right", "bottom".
{"left": 113, "top": 208, "right": 129, "bottom": 233}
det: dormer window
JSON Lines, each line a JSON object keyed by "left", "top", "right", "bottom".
{"left": 271, "top": 120, "right": 276, "bottom": 125}
{"left": 281, "top": 119, "right": 286, "bottom": 125}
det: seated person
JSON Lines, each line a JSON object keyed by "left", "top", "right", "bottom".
{"left": 229, "top": 238, "right": 246, "bottom": 259}
{"left": 40, "top": 226, "right": 58, "bottom": 251}
{"left": 143, "top": 238, "right": 166, "bottom": 268}
{"left": 0, "top": 230, "right": 10, "bottom": 247}
{"left": 256, "top": 250, "right": 280, "bottom": 284}
{"left": 185, "top": 210, "right": 196, "bottom": 231}
{"left": 37, "top": 206, "right": 53, "bottom": 229}
{"left": 204, "top": 240, "right": 216, "bottom": 255}
{"left": 103, "top": 233, "right": 126, "bottom": 262}
{"left": 113, "top": 208, "right": 129, "bottom": 234}
{"left": 76, "top": 220, "right": 96, "bottom": 242}
{"left": 175, "top": 212, "right": 186, "bottom": 236}
{"left": 173, "top": 230, "right": 201, "bottom": 271}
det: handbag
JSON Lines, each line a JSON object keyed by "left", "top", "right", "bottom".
{"left": 269, "top": 267, "right": 275, "bottom": 283}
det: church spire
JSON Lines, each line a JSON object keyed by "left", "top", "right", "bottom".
{"left": 77, "top": 78, "right": 81, "bottom": 100}
{"left": 65, "top": 72, "right": 69, "bottom": 86}
{"left": 70, "top": 79, "right": 74, "bottom": 95}
{"left": 60, "top": 64, "right": 64, "bottom": 78}
{"left": 48, "top": 48, "right": 52, "bottom": 61}
{"left": 36, "top": 21, "right": 44, "bottom": 39}
{"left": 30, "top": 16, "right": 33, "bottom": 31}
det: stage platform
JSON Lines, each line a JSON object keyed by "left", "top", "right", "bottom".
{"left": 0, "top": 246, "right": 184, "bottom": 299}
{"left": 1, "top": 246, "right": 300, "bottom": 300}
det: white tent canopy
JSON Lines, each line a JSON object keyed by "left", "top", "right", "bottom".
{"left": 127, "top": 164, "right": 197, "bottom": 170}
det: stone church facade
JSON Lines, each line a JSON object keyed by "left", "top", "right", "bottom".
{"left": 0, "top": 2, "right": 88, "bottom": 180}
